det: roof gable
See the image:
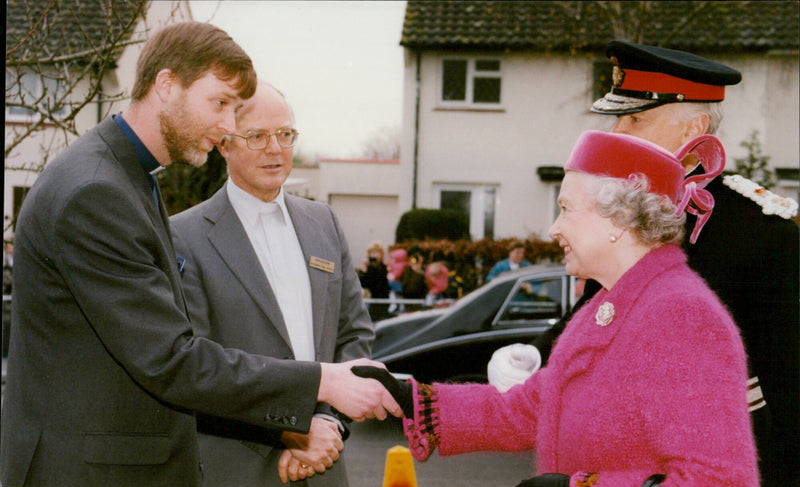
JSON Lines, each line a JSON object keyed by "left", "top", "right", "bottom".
{"left": 401, "top": 1, "right": 799, "bottom": 53}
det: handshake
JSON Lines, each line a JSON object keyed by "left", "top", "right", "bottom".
{"left": 288, "top": 361, "right": 582, "bottom": 487}
{"left": 277, "top": 359, "right": 409, "bottom": 483}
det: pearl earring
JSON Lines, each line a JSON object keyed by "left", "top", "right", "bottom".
{"left": 609, "top": 234, "right": 617, "bottom": 243}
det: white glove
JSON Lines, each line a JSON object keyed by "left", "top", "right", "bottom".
{"left": 487, "top": 343, "right": 541, "bottom": 392}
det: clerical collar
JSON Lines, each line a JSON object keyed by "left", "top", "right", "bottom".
{"left": 113, "top": 113, "right": 162, "bottom": 186}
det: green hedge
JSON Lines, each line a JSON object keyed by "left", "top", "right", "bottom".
{"left": 395, "top": 208, "right": 470, "bottom": 242}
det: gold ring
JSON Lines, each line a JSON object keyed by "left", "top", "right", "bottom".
{"left": 301, "top": 463, "right": 310, "bottom": 469}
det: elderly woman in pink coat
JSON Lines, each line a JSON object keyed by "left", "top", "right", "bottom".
{"left": 355, "top": 131, "right": 758, "bottom": 487}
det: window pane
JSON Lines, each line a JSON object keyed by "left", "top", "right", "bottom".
{"left": 12, "top": 186, "right": 31, "bottom": 231}
{"left": 483, "top": 187, "right": 495, "bottom": 239}
{"left": 552, "top": 184, "right": 561, "bottom": 224}
{"left": 500, "top": 277, "right": 564, "bottom": 321}
{"left": 473, "top": 77, "right": 501, "bottom": 103}
{"left": 442, "top": 60, "right": 467, "bottom": 101}
{"left": 475, "top": 60, "right": 500, "bottom": 71}
{"left": 441, "top": 190, "right": 471, "bottom": 217}
{"left": 43, "top": 76, "right": 67, "bottom": 115}
{"left": 6, "top": 72, "right": 38, "bottom": 116}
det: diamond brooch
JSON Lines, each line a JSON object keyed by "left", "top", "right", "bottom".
{"left": 595, "top": 302, "right": 615, "bottom": 327}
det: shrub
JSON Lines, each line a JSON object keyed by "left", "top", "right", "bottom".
{"left": 395, "top": 208, "right": 470, "bottom": 242}
{"left": 158, "top": 147, "right": 227, "bottom": 216}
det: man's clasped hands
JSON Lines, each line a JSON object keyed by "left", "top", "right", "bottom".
{"left": 275, "top": 359, "right": 408, "bottom": 483}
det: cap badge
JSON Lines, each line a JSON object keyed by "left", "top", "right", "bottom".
{"left": 595, "top": 302, "right": 616, "bottom": 327}
{"left": 611, "top": 64, "right": 625, "bottom": 88}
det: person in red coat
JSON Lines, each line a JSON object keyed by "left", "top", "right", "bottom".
{"left": 356, "top": 131, "right": 758, "bottom": 486}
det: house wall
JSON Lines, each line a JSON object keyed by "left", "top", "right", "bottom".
{"left": 285, "top": 165, "right": 320, "bottom": 200}
{"left": 719, "top": 52, "right": 799, "bottom": 168}
{"left": 273, "top": 160, "right": 400, "bottom": 265}
{"left": 400, "top": 48, "right": 800, "bottom": 241}
{"left": 329, "top": 194, "right": 399, "bottom": 266}
{"left": 4, "top": 76, "right": 95, "bottom": 238}
{"left": 319, "top": 159, "right": 401, "bottom": 263}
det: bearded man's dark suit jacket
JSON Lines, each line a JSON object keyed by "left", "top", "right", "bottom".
{"left": 169, "top": 185, "right": 374, "bottom": 486}
{"left": 0, "top": 118, "right": 324, "bottom": 487}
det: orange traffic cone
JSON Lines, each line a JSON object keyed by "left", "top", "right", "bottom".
{"left": 382, "top": 445, "right": 417, "bottom": 487}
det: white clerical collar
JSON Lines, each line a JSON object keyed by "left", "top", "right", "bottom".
{"left": 226, "top": 179, "right": 291, "bottom": 228}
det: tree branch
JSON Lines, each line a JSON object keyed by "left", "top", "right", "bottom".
{"left": 6, "top": 0, "right": 57, "bottom": 57}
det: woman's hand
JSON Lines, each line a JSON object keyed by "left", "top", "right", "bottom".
{"left": 350, "top": 365, "right": 413, "bottom": 417}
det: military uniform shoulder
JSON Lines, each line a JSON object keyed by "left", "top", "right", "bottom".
{"left": 721, "top": 174, "right": 798, "bottom": 220}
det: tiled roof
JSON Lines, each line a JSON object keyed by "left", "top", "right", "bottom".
{"left": 6, "top": 0, "right": 148, "bottom": 64}
{"left": 401, "top": 1, "right": 799, "bottom": 53}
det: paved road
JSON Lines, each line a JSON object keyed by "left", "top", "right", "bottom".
{"left": 344, "top": 416, "right": 533, "bottom": 487}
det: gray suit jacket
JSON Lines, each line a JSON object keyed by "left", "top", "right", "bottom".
{"left": 0, "top": 118, "right": 322, "bottom": 487}
{"left": 170, "top": 185, "right": 374, "bottom": 486}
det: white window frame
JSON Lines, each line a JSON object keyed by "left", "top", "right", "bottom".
{"left": 550, "top": 183, "right": 561, "bottom": 226}
{"left": 437, "top": 56, "right": 503, "bottom": 109}
{"left": 5, "top": 68, "right": 68, "bottom": 123}
{"left": 433, "top": 183, "right": 497, "bottom": 240}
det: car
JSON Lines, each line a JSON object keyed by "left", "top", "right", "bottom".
{"left": 371, "top": 263, "right": 580, "bottom": 384}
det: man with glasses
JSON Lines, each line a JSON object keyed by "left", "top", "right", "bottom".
{"left": 171, "top": 81, "right": 373, "bottom": 486}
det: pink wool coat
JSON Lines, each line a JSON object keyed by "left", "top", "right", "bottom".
{"left": 434, "top": 245, "right": 758, "bottom": 486}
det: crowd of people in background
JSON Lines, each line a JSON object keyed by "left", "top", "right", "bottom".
{"left": 357, "top": 239, "right": 539, "bottom": 321}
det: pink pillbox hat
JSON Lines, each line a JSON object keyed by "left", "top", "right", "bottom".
{"left": 564, "top": 131, "right": 685, "bottom": 203}
{"left": 564, "top": 130, "right": 725, "bottom": 243}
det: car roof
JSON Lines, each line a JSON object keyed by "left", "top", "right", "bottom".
{"left": 374, "top": 261, "right": 567, "bottom": 330}
{"left": 489, "top": 261, "right": 566, "bottom": 283}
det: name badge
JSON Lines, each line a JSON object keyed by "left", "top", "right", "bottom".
{"left": 309, "top": 256, "right": 335, "bottom": 274}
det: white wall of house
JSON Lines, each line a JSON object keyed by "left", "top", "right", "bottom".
{"left": 720, "top": 51, "right": 800, "bottom": 200}
{"left": 318, "top": 159, "right": 400, "bottom": 265}
{"left": 400, "top": 48, "right": 799, "bottom": 241}
{"left": 400, "top": 50, "right": 610, "bottom": 241}
{"left": 286, "top": 165, "right": 321, "bottom": 201}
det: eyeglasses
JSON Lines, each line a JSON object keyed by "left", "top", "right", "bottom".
{"left": 228, "top": 128, "right": 299, "bottom": 150}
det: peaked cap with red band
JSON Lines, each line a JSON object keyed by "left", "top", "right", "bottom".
{"left": 565, "top": 131, "right": 726, "bottom": 243}
{"left": 592, "top": 40, "right": 742, "bottom": 115}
